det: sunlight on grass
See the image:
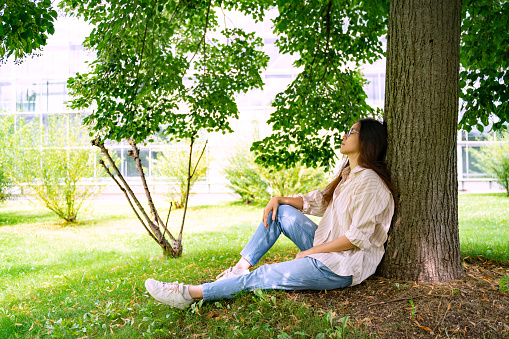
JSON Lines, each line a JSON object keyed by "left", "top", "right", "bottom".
{"left": 0, "top": 194, "right": 506, "bottom": 338}
{"left": 1, "top": 199, "right": 342, "bottom": 338}
{"left": 458, "top": 193, "right": 509, "bottom": 262}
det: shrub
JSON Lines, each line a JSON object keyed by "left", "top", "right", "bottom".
{"left": 0, "top": 114, "right": 20, "bottom": 202}
{"left": 223, "top": 142, "right": 328, "bottom": 204}
{"left": 5, "top": 114, "right": 104, "bottom": 222}
{"left": 223, "top": 145, "right": 271, "bottom": 204}
{"left": 0, "top": 165, "right": 10, "bottom": 202}
{"left": 470, "top": 131, "right": 509, "bottom": 196}
{"left": 152, "top": 142, "right": 210, "bottom": 209}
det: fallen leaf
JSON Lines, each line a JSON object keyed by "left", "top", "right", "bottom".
{"left": 412, "top": 320, "right": 434, "bottom": 333}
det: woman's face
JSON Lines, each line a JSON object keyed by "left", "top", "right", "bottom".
{"left": 340, "top": 122, "right": 361, "bottom": 156}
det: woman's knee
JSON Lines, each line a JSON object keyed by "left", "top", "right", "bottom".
{"left": 276, "top": 204, "right": 301, "bottom": 221}
{"left": 275, "top": 205, "right": 305, "bottom": 232}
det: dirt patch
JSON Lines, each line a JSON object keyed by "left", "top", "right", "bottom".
{"left": 297, "top": 259, "right": 509, "bottom": 338}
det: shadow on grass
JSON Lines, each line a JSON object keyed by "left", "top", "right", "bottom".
{"left": 0, "top": 209, "right": 58, "bottom": 227}
{"left": 185, "top": 200, "right": 264, "bottom": 211}
{"left": 0, "top": 243, "right": 314, "bottom": 339}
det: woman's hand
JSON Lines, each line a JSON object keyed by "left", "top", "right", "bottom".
{"left": 295, "top": 250, "right": 310, "bottom": 259}
{"left": 262, "top": 197, "right": 280, "bottom": 228}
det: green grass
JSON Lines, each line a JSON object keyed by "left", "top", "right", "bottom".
{"left": 0, "top": 199, "right": 368, "bottom": 338}
{"left": 459, "top": 193, "right": 509, "bottom": 262}
{"left": 0, "top": 193, "right": 507, "bottom": 338}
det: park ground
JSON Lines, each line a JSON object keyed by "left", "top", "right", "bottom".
{"left": 0, "top": 193, "right": 508, "bottom": 338}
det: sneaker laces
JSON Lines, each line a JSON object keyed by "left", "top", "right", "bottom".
{"left": 160, "top": 281, "right": 183, "bottom": 296}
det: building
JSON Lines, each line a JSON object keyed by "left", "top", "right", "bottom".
{"left": 0, "top": 8, "right": 503, "bottom": 200}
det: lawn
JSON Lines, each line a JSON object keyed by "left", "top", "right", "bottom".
{"left": 458, "top": 193, "right": 509, "bottom": 263}
{"left": 0, "top": 194, "right": 507, "bottom": 338}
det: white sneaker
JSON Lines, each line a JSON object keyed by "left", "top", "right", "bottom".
{"left": 215, "top": 267, "right": 249, "bottom": 281}
{"left": 144, "top": 279, "right": 194, "bottom": 309}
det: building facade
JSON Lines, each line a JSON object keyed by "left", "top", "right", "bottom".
{"left": 0, "top": 9, "right": 503, "bottom": 197}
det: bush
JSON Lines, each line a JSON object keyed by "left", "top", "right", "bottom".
{"left": 470, "top": 131, "right": 509, "bottom": 196}
{"left": 4, "top": 114, "right": 104, "bottom": 222}
{"left": 152, "top": 142, "right": 210, "bottom": 209}
{"left": 0, "top": 115, "right": 19, "bottom": 202}
{"left": 0, "top": 165, "right": 10, "bottom": 203}
{"left": 223, "top": 142, "right": 328, "bottom": 204}
{"left": 223, "top": 145, "right": 271, "bottom": 203}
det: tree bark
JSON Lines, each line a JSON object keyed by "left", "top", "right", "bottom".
{"left": 379, "top": 0, "right": 465, "bottom": 282}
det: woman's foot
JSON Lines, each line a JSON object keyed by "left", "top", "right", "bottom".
{"left": 145, "top": 279, "right": 194, "bottom": 309}
{"left": 215, "top": 266, "right": 250, "bottom": 281}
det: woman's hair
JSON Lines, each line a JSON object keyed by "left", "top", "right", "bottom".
{"left": 322, "top": 118, "right": 396, "bottom": 205}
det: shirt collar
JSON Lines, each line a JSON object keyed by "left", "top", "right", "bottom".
{"left": 349, "top": 165, "right": 367, "bottom": 176}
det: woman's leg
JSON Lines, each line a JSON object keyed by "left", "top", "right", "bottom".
{"left": 203, "top": 257, "right": 352, "bottom": 301}
{"left": 238, "top": 205, "right": 318, "bottom": 268}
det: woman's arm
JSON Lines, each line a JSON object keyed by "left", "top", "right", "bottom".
{"left": 295, "top": 189, "right": 328, "bottom": 217}
{"left": 262, "top": 196, "right": 303, "bottom": 228}
{"left": 295, "top": 235, "right": 355, "bottom": 259}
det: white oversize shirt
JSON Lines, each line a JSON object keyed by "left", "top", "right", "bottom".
{"left": 296, "top": 166, "right": 395, "bottom": 286}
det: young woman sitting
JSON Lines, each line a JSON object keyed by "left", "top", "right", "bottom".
{"left": 145, "top": 118, "right": 396, "bottom": 309}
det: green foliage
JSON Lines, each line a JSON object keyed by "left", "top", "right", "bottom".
{"left": 470, "top": 131, "right": 509, "bottom": 196}
{"left": 61, "top": 0, "right": 269, "bottom": 144}
{"left": 0, "top": 0, "right": 57, "bottom": 63}
{"left": 223, "top": 144, "right": 271, "bottom": 203}
{"left": 251, "top": 0, "right": 388, "bottom": 170}
{"left": 153, "top": 143, "right": 210, "bottom": 209}
{"left": 317, "top": 310, "right": 350, "bottom": 339}
{"left": 3, "top": 114, "right": 104, "bottom": 222}
{"left": 0, "top": 115, "right": 17, "bottom": 202}
{"left": 0, "top": 167, "right": 9, "bottom": 202}
{"left": 223, "top": 141, "right": 327, "bottom": 204}
{"left": 247, "top": 0, "right": 507, "bottom": 170}
{"left": 408, "top": 299, "right": 416, "bottom": 318}
{"left": 459, "top": 0, "right": 509, "bottom": 132}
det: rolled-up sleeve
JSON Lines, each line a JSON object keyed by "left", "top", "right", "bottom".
{"left": 344, "top": 182, "right": 390, "bottom": 251}
{"left": 295, "top": 189, "right": 327, "bottom": 217}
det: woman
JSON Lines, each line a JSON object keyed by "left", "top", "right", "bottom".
{"left": 145, "top": 118, "right": 396, "bottom": 309}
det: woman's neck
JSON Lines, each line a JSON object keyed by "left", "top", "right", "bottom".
{"left": 348, "top": 154, "right": 360, "bottom": 170}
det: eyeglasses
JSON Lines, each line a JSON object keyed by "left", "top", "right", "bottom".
{"left": 346, "top": 128, "right": 360, "bottom": 137}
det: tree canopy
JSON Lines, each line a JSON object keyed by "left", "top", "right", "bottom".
{"left": 60, "top": 0, "right": 271, "bottom": 257}
{"left": 0, "top": 0, "right": 57, "bottom": 63}
{"left": 251, "top": 0, "right": 388, "bottom": 171}
{"left": 63, "top": 0, "right": 269, "bottom": 145}
{"left": 459, "top": 0, "right": 509, "bottom": 132}
{"left": 3, "top": 0, "right": 507, "bottom": 166}
{"left": 248, "top": 0, "right": 509, "bottom": 171}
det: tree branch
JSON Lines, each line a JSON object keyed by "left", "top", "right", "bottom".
{"left": 91, "top": 139, "right": 158, "bottom": 238}
{"left": 135, "top": 0, "right": 159, "bottom": 85}
{"left": 128, "top": 141, "right": 176, "bottom": 242}
{"left": 321, "top": 1, "right": 333, "bottom": 82}
{"left": 98, "top": 159, "right": 159, "bottom": 243}
{"left": 189, "top": 0, "right": 212, "bottom": 64}
{"left": 178, "top": 136, "right": 195, "bottom": 241}
{"left": 162, "top": 202, "right": 173, "bottom": 241}
{"left": 190, "top": 140, "right": 208, "bottom": 179}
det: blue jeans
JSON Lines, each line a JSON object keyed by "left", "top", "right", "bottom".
{"left": 202, "top": 205, "right": 352, "bottom": 301}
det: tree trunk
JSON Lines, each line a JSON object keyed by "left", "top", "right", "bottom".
{"left": 379, "top": 0, "right": 465, "bottom": 282}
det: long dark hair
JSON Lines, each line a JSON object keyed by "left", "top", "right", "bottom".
{"left": 322, "top": 118, "right": 396, "bottom": 205}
